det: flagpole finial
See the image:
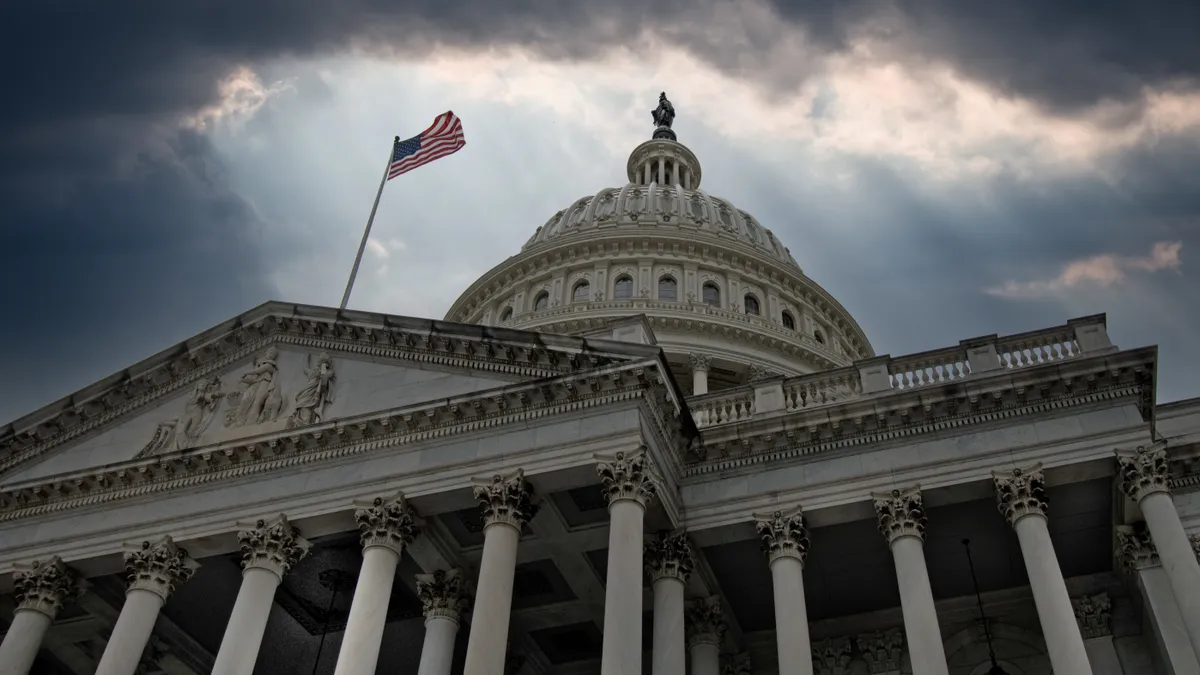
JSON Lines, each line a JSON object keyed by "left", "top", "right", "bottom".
{"left": 394, "top": 136, "right": 400, "bottom": 143}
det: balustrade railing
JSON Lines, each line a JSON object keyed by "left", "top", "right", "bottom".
{"left": 690, "top": 315, "right": 1112, "bottom": 429}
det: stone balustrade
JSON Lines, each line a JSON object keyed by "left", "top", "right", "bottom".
{"left": 692, "top": 314, "right": 1113, "bottom": 428}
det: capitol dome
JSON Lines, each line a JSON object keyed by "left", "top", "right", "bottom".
{"left": 445, "top": 94, "right": 873, "bottom": 393}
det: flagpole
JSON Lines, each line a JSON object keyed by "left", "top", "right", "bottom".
{"left": 340, "top": 136, "right": 398, "bottom": 310}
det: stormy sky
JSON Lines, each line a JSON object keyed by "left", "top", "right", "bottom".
{"left": 2, "top": 1, "right": 1198, "bottom": 423}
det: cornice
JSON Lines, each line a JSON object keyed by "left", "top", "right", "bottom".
{"left": 0, "top": 360, "right": 683, "bottom": 522}
{"left": 444, "top": 230, "right": 873, "bottom": 358}
{"left": 0, "top": 305, "right": 662, "bottom": 478}
{"left": 684, "top": 347, "right": 1155, "bottom": 476}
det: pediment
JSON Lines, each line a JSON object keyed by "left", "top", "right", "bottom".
{"left": 0, "top": 302, "right": 666, "bottom": 485}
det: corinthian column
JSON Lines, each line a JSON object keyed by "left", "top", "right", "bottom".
{"left": 689, "top": 354, "right": 711, "bottom": 396}
{"left": 334, "top": 495, "right": 420, "bottom": 675}
{"left": 754, "top": 507, "right": 813, "bottom": 675}
{"left": 416, "top": 568, "right": 470, "bottom": 675}
{"left": 1117, "top": 525, "right": 1200, "bottom": 675}
{"left": 685, "top": 596, "right": 725, "bottom": 675}
{"left": 645, "top": 531, "right": 693, "bottom": 675}
{"left": 0, "top": 557, "right": 83, "bottom": 675}
{"left": 993, "top": 466, "right": 1091, "bottom": 675}
{"left": 872, "top": 487, "right": 948, "bottom": 675}
{"left": 598, "top": 450, "right": 657, "bottom": 675}
{"left": 212, "top": 515, "right": 311, "bottom": 675}
{"left": 95, "top": 536, "right": 198, "bottom": 675}
{"left": 1117, "top": 444, "right": 1200, "bottom": 659}
{"left": 463, "top": 470, "right": 538, "bottom": 675}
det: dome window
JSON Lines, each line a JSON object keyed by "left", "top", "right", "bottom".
{"left": 702, "top": 283, "right": 720, "bottom": 307}
{"left": 614, "top": 276, "right": 634, "bottom": 300}
{"left": 533, "top": 292, "right": 549, "bottom": 312}
{"left": 744, "top": 295, "right": 761, "bottom": 316}
{"left": 500, "top": 307, "right": 514, "bottom": 322}
{"left": 572, "top": 281, "right": 590, "bottom": 302}
{"left": 782, "top": 311, "right": 796, "bottom": 330}
{"left": 658, "top": 276, "right": 678, "bottom": 301}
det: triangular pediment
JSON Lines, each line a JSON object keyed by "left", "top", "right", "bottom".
{"left": 0, "top": 302, "right": 665, "bottom": 484}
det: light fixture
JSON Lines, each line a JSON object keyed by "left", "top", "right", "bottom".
{"left": 963, "top": 539, "right": 1006, "bottom": 675}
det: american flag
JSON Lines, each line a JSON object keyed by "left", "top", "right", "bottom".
{"left": 388, "top": 111, "right": 465, "bottom": 180}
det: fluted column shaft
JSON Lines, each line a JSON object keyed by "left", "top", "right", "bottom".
{"left": 873, "top": 487, "right": 949, "bottom": 675}
{"left": 416, "top": 568, "right": 469, "bottom": 675}
{"left": 1118, "top": 445, "right": 1200, "bottom": 660}
{"left": 598, "top": 451, "right": 656, "bottom": 675}
{"left": 755, "top": 509, "right": 813, "bottom": 675}
{"left": 0, "top": 558, "right": 81, "bottom": 675}
{"left": 334, "top": 495, "right": 420, "bottom": 675}
{"left": 96, "top": 537, "right": 197, "bottom": 675}
{"left": 213, "top": 515, "right": 311, "bottom": 675}
{"left": 995, "top": 466, "right": 1092, "bottom": 675}
{"left": 464, "top": 471, "right": 537, "bottom": 675}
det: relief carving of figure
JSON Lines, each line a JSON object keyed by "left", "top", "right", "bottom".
{"left": 226, "top": 346, "right": 286, "bottom": 428}
{"left": 140, "top": 375, "right": 224, "bottom": 456}
{"left": 287, "top": 352, "right": 336, "bottom": 429}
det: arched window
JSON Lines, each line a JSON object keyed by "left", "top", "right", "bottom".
{"left": 658, "top": 276, "right": 678, "bottom": 301}
{"left": 702, "top": 283, "right": 720, "bottom": 307}
{"left": 613, "top": 276, "right": 633, "bottom": 300}
{"left": 781, "top": 311, "right": 796, "bottom": 330}
{"left": 533, "top": 292, "right": 549, "bottom": 311}
{"left": 744, "top": 295, "right": 760, "bottom": 316}
{"left": 572, "top": 280, "right": 590, "bottom": 302}
{"left": 500, "top": 307, "right": 514, "bottom": 322}
{"left": 814, "top": 329, "right": 825, "bottom": 344}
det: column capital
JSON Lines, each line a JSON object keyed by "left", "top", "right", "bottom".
{"left": 754, "top": 506, "right": 809, "bottom": 565}
{"left": 722, "top": 652, "right": 752, "bottom": 675}
{"left": 856, "top": 629, "right": 904, "bottom": 674}
{"left": 872, "top": 486, "right": 927, "bottom": 544}
{"left": 124, "top": 535, "right": 199, "bottom": 601}
{"left": 356, "top": 493, "right": 420, "bottom": 555}
{"left": 597, "top": 449, "right": 657, "bottom": 508}
{"left": 1116, "top": 524, "right": 1160, "bottom": 572}
{"left": 812, "top": 636, "right": 853, "bottom": 675}
{"left": 993, "top": 464, "right": 1048, "bottom": 526}
{"left": 1190, "top": 533, "right": 1200, "bottom": 561}
{"left": 237, "top": 514, "right": 312, "bottom": 579}
{"left": 1072, "top": 592, "right": 1112, "bottom": 639}
{"left": 1117, "top": 443, "right": 1171, "bottom": 502}
{"left": 685, "top": 596, "right": 726, "bottom": 648}
{"left": 644, "top": 530, "right": 694, "bottom": 583}
{"left": 13, "top": 556, "right": 84, "bottom": 618}
{"left": 416, "top": 567, "right": 470, "bottom": 624}
{"left": 473, "top": 469, "right": 538, "bottom": 530}
{"left": 688, "top": 353, "right": 712, "bottom": 372}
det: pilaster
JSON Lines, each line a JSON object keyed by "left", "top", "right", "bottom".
{"left": 473, "top": 469, "right": 539, "bottom": 530}
{"left": 237, "top": 514, "right": 312, "bottom": 580}
{"left": 1072, "top": 592, "right": 1113, "bottom": 639}
{"left": 416, "top": 568, "right": 471, "bottom": 623}
{"left": 645, "top": 530, "right": 694, "bottom": 582}
{"left": 722, "top": 653, "right": 751, "bottom": 675}
{"left": 872, "top": 486, "right": 926, "bottom": 544}
{"left": 1117, "top": 524, "right": 1160, "bottom": 572}
{"left": 124, "top": 536, "right": 199, "bottom": 601}
{"left": 993, "top": 464, "right": 1048, "bottom": 526}
{"left": 13, "top": 556, "right": 83, "bottom": 618}
{"left": 754, "top": 507, "right": 809, "bottom": 565}
{"left": 811, "top": 637, "right": 852, "bottom": 675}
{"left": 597, "top": 449, "right": 657, "bottom": 507}
{"left": 356, "top": 494, "right": 420, "bottom": 555}
{"left": 856, "top": 629, "right": 904, "bottom": 674}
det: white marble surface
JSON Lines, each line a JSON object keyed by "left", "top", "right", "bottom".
{"left": 4, "top": 348, "right": 515, "bottom": 483}
{"left": 211, "top": 567, "right": 279, "bottom": 675}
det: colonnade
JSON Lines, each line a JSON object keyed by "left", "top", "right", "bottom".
{"left": 3, "top": 445, "right": 1200, "bottom": 675}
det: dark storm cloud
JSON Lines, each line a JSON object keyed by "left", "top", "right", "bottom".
{"left": 1, "top": 0, "right": 1199, "bottom": 422}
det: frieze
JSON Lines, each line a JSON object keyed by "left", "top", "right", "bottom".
{"left": 0, "top": 311, "right": 640, "bottom": 477}
{"left": 0, "top": 361, "right": 678, "bottom": 522}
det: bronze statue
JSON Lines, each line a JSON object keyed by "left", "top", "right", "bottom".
{"left": 651, "top": 92, "right": 675, "bottom": 129}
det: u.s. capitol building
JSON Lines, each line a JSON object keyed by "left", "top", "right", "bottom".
{"left": 3, "top": 96, "right": 1200, "bottom": 675}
